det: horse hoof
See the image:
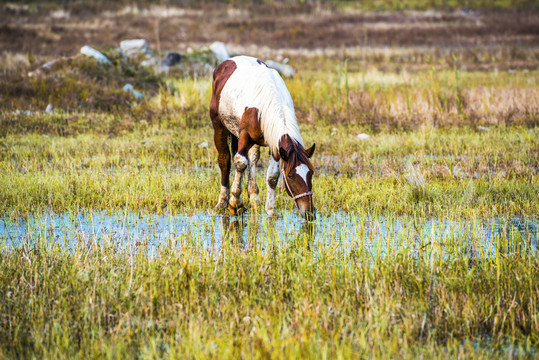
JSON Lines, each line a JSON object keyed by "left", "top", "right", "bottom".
{"left": 215, "top": 201, "right": 228, "bottom": 210}
{"left": 228, "top": 203, "right": 246, "bottom": 216}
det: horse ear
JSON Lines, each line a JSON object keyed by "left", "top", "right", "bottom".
{"left": 305, "top": 143, "right": 316, "bottom": 158}
{"left": 279, "top": 146, "right": 288, "bottom": 161}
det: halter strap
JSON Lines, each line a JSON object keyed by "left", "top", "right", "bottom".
{"left": 281, "top": 169, "right": 313, "bottom": 205}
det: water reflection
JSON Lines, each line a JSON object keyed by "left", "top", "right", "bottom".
{"left": 217, "top": 213, "right": 316, "bottom": 251}
{"left": 219, "top": 214, "right": 249, "bottom": 249}
{"left": 0, "top": 211, "right": 537, "bottom": 259}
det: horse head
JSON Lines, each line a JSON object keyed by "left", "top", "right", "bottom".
{"left": 278, "top": 134, "right": 316, "bottom": 221}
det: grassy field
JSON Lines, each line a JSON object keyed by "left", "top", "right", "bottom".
{"left": 1, "top": 228, "right": 538, "bottom": 358}
{"left": 1, "top": 2, "right": 539, "bottom": 358}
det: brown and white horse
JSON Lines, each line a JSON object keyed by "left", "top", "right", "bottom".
{"left": 209, "top": 56, "right": 316, "bottom": 220}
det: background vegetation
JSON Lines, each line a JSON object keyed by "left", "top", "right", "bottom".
{"left": 10, "top": 0, "right": 539, "bottom": 11}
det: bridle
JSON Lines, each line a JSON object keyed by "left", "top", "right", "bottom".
{"left": 281, "top": 168, "right": 313, "bottom": 208}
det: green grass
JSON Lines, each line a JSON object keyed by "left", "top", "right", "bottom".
{"left": 1, "top": 127, "right": 537, "bottom": 217}
{"left": 1, "top": 227, "right": 538, "bottom": 358}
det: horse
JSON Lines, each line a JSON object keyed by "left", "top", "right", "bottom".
{"left": 209, "top": 56, "right": 316, "bottom": 220}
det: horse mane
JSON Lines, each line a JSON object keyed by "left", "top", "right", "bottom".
{"left": 283, "top": 139, "right": 315, "bottom": 176}
{"left": 231, "top": 57, "right": 301, "bottom": 155}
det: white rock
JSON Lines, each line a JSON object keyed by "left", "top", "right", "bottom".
{"left": 198, "top": 141, "right": 208, "bottom": 148}
{"left": 123, "top": 83, "right": 143, "bottom": 99}
{"left": 140, "top": 57, "right": 159, "bottom": 68}
{"left": 356, "top": 133, "right": 370, "bottom": 139}
{"left": 41, "top": 59, "right": 59, "bottom": 69}
{"left": 15, "top": 110, "right": 33, "bottom": 115}
{"left": 80, "top": 46, "right": 111, "bottom": 65}
{"left": 45, "top": 104, "right": 53, "bottom": 113}
{"left": 120, "top": 39, "right": 149, "bottom": 58}
{"left": 477, "top": 126, "right": 490, "bottom": 132}
{"left": 209, "top": 42, "right": 230, "bottom": 62}
{"left": 50, "top": 9, "right": 70, "bottom": 19}
{"left": 265, "top": 60, "right": 295, "bottom": 78}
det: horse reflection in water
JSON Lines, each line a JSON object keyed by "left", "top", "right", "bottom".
{"left": 218, "top": 215, "right": 316, "bottom": 250}
{"left": 218, "top": 214, "right": 259, "bottom": 249}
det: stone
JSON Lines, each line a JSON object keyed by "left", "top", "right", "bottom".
{"left": 120, "top": 39, "right": 150, "bottom": 58}
{"left": 80, "top": 46, "right": 111, "bottom": 65}
{"left": 123, "top": 83, "right": 143, "bottom": 99}
{"left": 265, "top": 60, "right": 294, "bottom": 78}
{"left": 161, "top": 52, "right": 182, "bottom": 67}
{"left": 140, "top": 57, "right": 159, "bottom": 68}
{"left": 209, "top": 42, "right": 230, "bottom": 62}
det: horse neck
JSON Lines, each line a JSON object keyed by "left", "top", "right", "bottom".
{"left": 261, "top": 105, "right": 303, "bottom": 156}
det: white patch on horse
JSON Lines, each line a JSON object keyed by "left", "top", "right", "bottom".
{"left": 220, "top": 114, "right": 240, "bottom": 137}
{"left": 218, "top": 56, "right": 303, "bottom": 154}
{"left": 295, "top": 164, "right": 310, "bottom": 184}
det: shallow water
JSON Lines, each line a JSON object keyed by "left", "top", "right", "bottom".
{"left": 1, "top": 211, "right": 537, "bottom": 258}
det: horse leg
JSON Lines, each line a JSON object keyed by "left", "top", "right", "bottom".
{"left": 229, "top": 130, "right": 251, "bottom": 214}
{"left": 212, "top": 121, "right": 231, "bottom": 210}
{"left": 247, "top": 145, "right": 261, "bottom": 207}
{"left": 265, "top": 156, "right": 280, "bottom": 217}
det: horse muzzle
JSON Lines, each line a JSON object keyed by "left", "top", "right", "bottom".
{"left": 296, "top": 196, "right": 316, "bottom": 221}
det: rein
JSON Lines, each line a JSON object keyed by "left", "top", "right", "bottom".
{"left": 281, "top": 169, "right": 313, "bottom": 205}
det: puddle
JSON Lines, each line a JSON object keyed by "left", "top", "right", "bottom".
{"left": 1, "top": 211, "right": 537, "bottom": 258}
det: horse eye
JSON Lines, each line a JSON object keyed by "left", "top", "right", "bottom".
{"left": 288, "top": 173, "right": 292, "bottom": 179}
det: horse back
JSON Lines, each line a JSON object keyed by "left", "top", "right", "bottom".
{"left": 210, "top": 59, "right": 237, "bottom": 127}
{"left": 210, "top": 56, "right": 295, "bottom": 144}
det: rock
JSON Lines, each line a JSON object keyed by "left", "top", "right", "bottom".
{"left": 198, "top": 141, "right": 208, "bottom": 149}
{"left": 356, "top": 133, "right": 370, "bottom": 140}
{"left": 477, "top": 126, "right": 490, "bottom": 132}
{"left": 209, "top": 42, "right": 230, "bottom": 62}
{"left": 41, "top": 59, "right": 59, "bottom": 70}
{"left": 45, "top": 104, "right": 53, "bottom": 113}
{"left": 140, "top": 57, "right": 159, "bottom": 68}
{"left": 120, "top": 39, "right": 150, "bottom": 58}
{"left": 50, "top": 9, "right": 70, "bottom": 19}
{"left": 80, "top": 45, "right": 111, "bottom": 65}
{"left": 15, "top": 110, "right": 33, "bottom": 115}
{"left": 265, "top": 60, "right": 295, "bottom": 78}
{"left": 161, "top": 52, "right": 183, "bottom": 67}
{"left": 123, "top": 83, "right": 143, "bottom": 99}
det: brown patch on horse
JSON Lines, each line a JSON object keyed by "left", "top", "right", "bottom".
{"left": 239, "top": 107, "right": 265, "bottom": 149}
{"left": 209, "top": 60, "right": 237, "bottom": 122}
{"left": 210, "top": 60, "right": 237, "bottom": 188}
{"left": 278, "top": 134, "right": 315, "bottom": 176}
